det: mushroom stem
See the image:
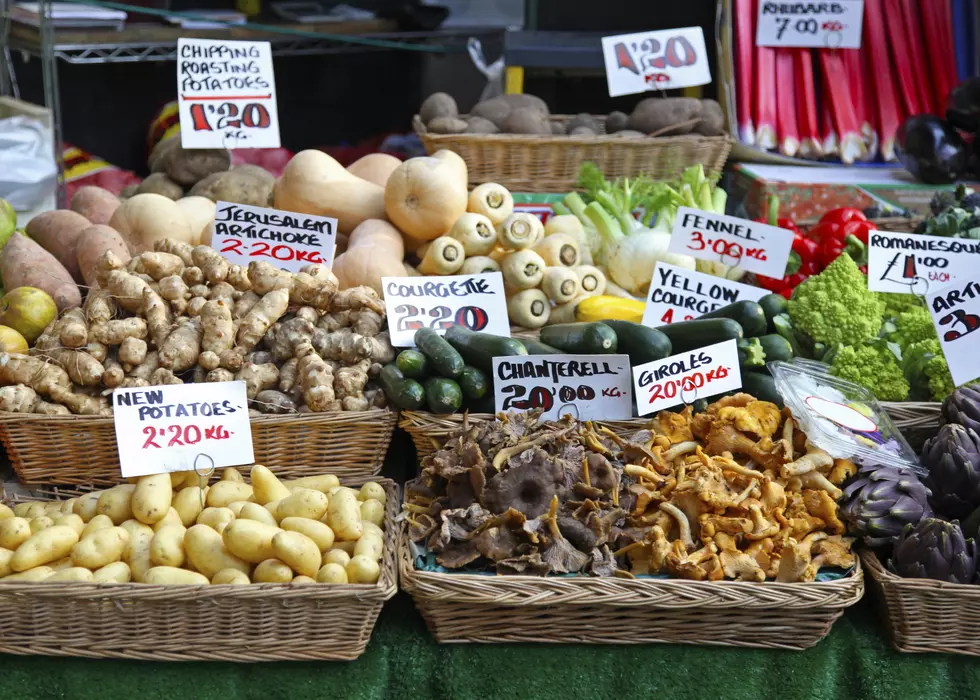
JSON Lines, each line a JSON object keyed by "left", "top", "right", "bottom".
{"left": 664, "top": 441, "right": 699, "bottom": 462}
{"left": 659, "top": 502, "right": 694, "bottom": 549}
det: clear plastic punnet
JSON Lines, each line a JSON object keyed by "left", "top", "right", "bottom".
{"left": 768, "top": 360, "right": 925, "bottom": 476}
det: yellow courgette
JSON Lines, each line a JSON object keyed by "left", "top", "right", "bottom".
{"left": 574, "top": 295, "right": 645, "bottom": 323}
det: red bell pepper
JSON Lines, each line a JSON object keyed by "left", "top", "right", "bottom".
{"left": 841, "top": 219, "right": 877, "bottom": 245}
{"left": 819, "top": 207, "right": 867, "bottom": 227}
{"left": 817, "top": 234, "right": 868, "bottom": 269}
{"left": 756, "top": 271, "right": 809, "bottom": 298}
{"left": 792, "top": 231, "right": 820, "bottom": 268}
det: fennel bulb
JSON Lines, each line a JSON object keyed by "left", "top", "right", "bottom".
{"left": 605, "top": 228, "right": 696, "bottom": 295}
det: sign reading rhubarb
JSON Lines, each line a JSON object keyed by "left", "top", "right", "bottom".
{"left": 211, "top": 201, "right": 337, "bottom": 271}
{"left": 601, "top": 27, "right": 711, "bottom": 98}
{"left": 666, "top": 207, "right": 794, "bottom": 279}
{"left": 177, "top": 38, "right": 280, "bottom": 149}
{"left": 492, "top": 355, "right": 633, "bottom": 422}
{"left": 642, "top": 262, "right": 769, "bottom": 327}
{"left": 113, "top": 381, "right": 254, "bottom": 478}
{"left": 927, "top": 276, "right": 980, "bottom": 387}
{"left": 868, "top": 230, "right": 980, "bottom": 295}
{"left": 755, "top": 0, "right": 864, "bottom": 49}
{"left": 382, "top": 272, "right": 510, "bottom": 347}
{"left": 632, "top": 340, "right": 742, "bottom": 417}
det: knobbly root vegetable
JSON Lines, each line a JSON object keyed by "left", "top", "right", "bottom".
{"left": 467, "top": 184, "right": 513, "bottom": 226}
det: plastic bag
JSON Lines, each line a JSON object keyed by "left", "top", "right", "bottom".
{"left": 467, "top": 38, "right": 504, "bottom": 102}
{"left": 0, "top": 116, "right": 57, "bottom": 212}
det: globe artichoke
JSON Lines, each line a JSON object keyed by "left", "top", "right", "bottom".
{"left": 921, "top": 424, "right": 980, "bottom": 519}
{"left": 839, "top": 464, "right": 932, "bottom": 547}
{"left": 941, "top": 386, "right": 980, "bottom": 434}
{"left": 888, "top": 518, "right": 978, "bottom": 584}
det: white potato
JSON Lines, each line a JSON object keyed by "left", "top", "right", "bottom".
{"left": 153, "top": 507, "right": 184, "bottom": 532}
{"left": 360, "top": 500, "right": 384, "bottom": 527}
{"left": 346, "top": 555, "right": 380, "bottom": 584}
{"left": 280, "top": 517, "right": 335, "bottom": 553}
{"left": 11, "top": 525, "right": 79, "bottom": 571}
{"left": 353, "top": 533, "right": 383, "bottom": 561}
{"left": 358, "top": 482, "right": 386, "bottom": 504}
{"left": 272, "top": 530, "right": 320, "bottom": 578}
{"left": 93, "top": 561, "right": 132, "bottom": 583}
{"left": 211, "top": 568, "right": 250, "bottom": 585}
{"left": 322, "top": 549, "right": 350, "bottom": 568}
{"left": 81, "top": 514, "right": 114, "bottom": 539}
{"left": 0, "top": 517, "right": 31, "bottom": 550}
{"left": 3, "top": 566, "right": 54, "bottom": 581}
{"left": 222, "top": 519, "right": 280, "bottom": 563}
{"left": 197, "top": 507, "right": 236, "bottom": 534}
{"left": 55, "top": 513, "right": 85, "bottom": 536}
{"left": 45, "top": 567, "right": 94, "bottom": 582}
{"left": 96, "top": 485, "right": 136, "bottom": 524}
{"left": 173, "top": 486, "right": 207, "bottom": 527}
{"left": 132, "top": 473, "right": 172, "bottom": 525}
{"left": 206, "top": 481, "right": 253, "bottom": 508}
{"left": 71, "top": 527, "right": 126, "bottom": 569}
{"left": 284, "top": 474, "right": 339, "bottom": 494}
{"left": 29, "top": 515, "right": 55, "bottom": 533}
{"left": 277, "top": 489, "right": 328, "bottom": 521}
{"left": 326, "top": 490, "right": 362, "bottom": 541}
{"left": 237, "top": 502, "right": 278, "bottom": 528}
{"left": 250, "top": 464, "right": 290, "bottom": 505}
{"left": 72, "top": 492, "right": 102, "bottom": 522}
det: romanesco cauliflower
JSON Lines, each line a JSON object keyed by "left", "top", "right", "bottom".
{"left": 903, "top": 338, "right": 955, "bottom": 402}
{"left": 879, "top": 291, "right": 926, "bottom": 319}
{"left": 788, "top": 254, "right": 885, "bottom": 347}
{"left": 889, "top": 307, "right": 937, "bottom": 350}
{"left": 829, "top": 342, "right": 910, "bottom": 401}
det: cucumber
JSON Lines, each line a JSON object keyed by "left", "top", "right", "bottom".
{"left": 758, "top": 294, "right": 789, "bottom": 332}
{"left": 423, "top": 377, "right": 463, "bottom": 414}
{"left": 395, "top": 349, "right": 428, "bottom": 379}
{"left": 539, "top": 322, "right": 618, "bottom": 354}
{"left": 600, "top": 320, "right": 672, "bottom": 365}
{"left": 459, "top": 365, "right": 489, "bottom": 400}
{"left": 700, "top": 300, "right": 768, "bottom": 337}
{"left": 737, "top": 338, "right": 766, "bottom": 368}
{"left": 757, "top": 334, "right": 794, "bottom": 363}
{"left": 444, "top": 326, "right": 527, "bottom": 373}
{"left": 656, "top": 318, "right": 743, "bottom": 354}
{"left": 414, "top": 328, "right": 464, "bottom": 379}
{"left": 740, "top": 371, "right": 783, "bottom": 407}
{"left": 379, "top": 364, "right": 425, "bottom": 410}
{"left": 520, "top": 337, "right": 563, "bottom": 355}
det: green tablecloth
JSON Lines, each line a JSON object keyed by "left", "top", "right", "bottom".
{"left": 3, "top": 594, "right": 980, "bottom": 700}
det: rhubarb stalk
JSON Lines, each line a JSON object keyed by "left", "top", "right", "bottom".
{"left": 842, "top": 49, "right": 876, "bottom": 160}
{"left": 733, "top": 0, "right": 755, "bottom": 145}
{"left": 794, "top": 49, "right": 821, "bottom": 159}
{"left": 922, "top": 0, "right": 955, "bottom": 112}
{"left": 774, "top": 49, "right": 799, "bottom": 157}
{"left": 883, "top": 0, "right": 925, "bottom": 115}
{"left": 818, "top": 50, "right": 864, "bottom": 164}
{"left": 864, "top": 0, "right": 903, "bottom": 161}
{"left": 899, "top": 0, "right": 936, "bottom": 113}
{"left": 754, "top": 44, "right": 777, "bottom": 150}
{"left": 939, "top": 0, "right": 960, "bottom": 86}
{"left": 820, "top": 100, "right": 838, "bottom": 158}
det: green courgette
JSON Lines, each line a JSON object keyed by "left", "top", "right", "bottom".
{"left": 758, "top": 294, "right": 789, "bottom": 332}
{"left": 395, "top": 349, "right": 428, "bottom": 379}
{"left": 459, "top": 365, "right": 489, "bottom": 400}
{"left": 443, "top": 325, "right": 527, "bottom": 373}
{"left": 700, "top": 300, "right": 768, "bottom": 337}
{"left": 423, "top": 377, "right": 463, "bottom": 414}
{"left": 539, "top": 322, "right": 618, "bottom": 354}
{"left": 737, "top": 338, "right": 766, "bottom": 368}
{"left": 740, "top": 371, "right": 783, "bottom": 407}
{"left": 656, "top": 318, "right": 743, "bottom": 354}
{"left": 379, "top": 364, "right": 425, "bottom": 410}
{"left": 757, "top": 334, "right": 794, "bottom": 363}
{"left": 520, "top": 337, "right": 563, "bottom": 355}
{"left": 600, "top": 320, "right": 672, "bottom": 365}
{"left": 414, "top": 328, "right": 464, "bottom": 379}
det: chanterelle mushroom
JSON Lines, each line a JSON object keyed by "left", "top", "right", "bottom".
{"left": 776, "top": 532, "right": 828, "bottom": 582}
{"left": 781, "top": 443, "right": 834, "bottom": 477}
{"left": 714, "top": 533, "right": 766, "bottom": 582}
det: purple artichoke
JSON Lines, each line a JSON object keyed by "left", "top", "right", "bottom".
{"left": 839, "top": 464, "right": 933, "bottom": 548}
{"left": 941, "top": 386, "right": 980, "bottom": 434}
{"left": 921, "top": 424, "right": 980, "bottom": 519}
{"left": 888, "top": 518, "right": 977, "bottom": 584}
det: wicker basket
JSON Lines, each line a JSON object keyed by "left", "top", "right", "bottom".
{"left": 414, "top": 115, "right": 733, "bottom": 193}
{"left": 0, "top": 480, "right": 399, "bottom": 661}
{"left": 0, "top": 409, "right": 397, "bottom": 488}
{"left": 399, "top": 411, "right": 650, "bottom": 460}
{"left": 400, "top": 528, "right": 863, "bottom": 648}
{"left": 860, "top": 549, "right": 980, "bottom": 656}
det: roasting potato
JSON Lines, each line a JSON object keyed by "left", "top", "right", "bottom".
{"left": 272, "top": 530, "right": 320, "bottom": 578}
{"left": 11, "top": 525, "right": 79, "bottom": 571}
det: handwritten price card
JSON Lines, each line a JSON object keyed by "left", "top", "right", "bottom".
{"left": 867, "top": 230, "right": 980, "bottom": 295}
{"left": 927, "top": 276, "right": 980, "bottom": 387}
{"left": 211, "top": 201, "right": 337, "bottom": 271}
{"left": 667, "top": 207, "right": 794, "bottom": 279}
{"left": 492, "top": 354, "right": 633, "bottom": 421}
{"left": 601, "top": 27, "right": 711, "bottom": 98}
{"left": 113, "top": 381, "right": 254, "bottom": 478}
{"left": 177, "top": 38, "right": 280, "bottom": 149}
{"left": 756, "top": 0, "right": 864, "bottom": 49}
{"left": 632, "top": 340, "right": 742, "bottom": 417}
{"left": 642, "top": 262, "right": 768, "bottom": 327}
{"left": 382, "top": 272, "right": 510, "bottom": 347}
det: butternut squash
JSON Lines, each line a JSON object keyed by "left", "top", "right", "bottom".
{"left": 346, "top": 153, "right": 402, "bottom": 188}
{"left": 432, "top": 149, "right": 468, "bottom": 182}
{"left": 331, "top": 219, "right": 406, "bottom": 295}
{"left": 384, "top": 155, "right": 467, "bottom": 243}
{"left": 273, "top": 150, "right": 386, "bottom": 235}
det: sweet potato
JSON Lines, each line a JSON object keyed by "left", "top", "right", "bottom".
{"left": 25, "top": 210, "right": 91, "bottom": 283}
{"left": 70, "top": 186, "right": 120, "bottom": 226}
{"left": 76, "top": 225, "right": 132, "bottom": 289}
{"left": 0, "top": 233, "right": 81, "bottom": 310}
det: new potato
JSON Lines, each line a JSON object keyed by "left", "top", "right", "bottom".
{"left": 153, "top": 508, "right": 184, "bottom": 531}
{"left": 144, "top": 566, "right": 209, "bottom": 585}
{"left": 322, "top": 549, "right": 350, "bottom": 567}
{"left": 96, "top": 485, "right": 136, "bottom": 524}
{"left": 46, "top": 567, "right": 94, "bottom": 583}
{"left": 71, "top": 527, "right": 126, "bottom": 569}
{"left": 316, "top": 562, "right": 347, "bottom": 584}
{"left": 81, "top": 514, "right": 114, "bottom": 539}
{"left": 197, "top": 507, "right": 235, "bottom": 533}
{"left": 346, "top": 555, "right": 380, "bottom": 584}
{"left": 0, "top": 503, "right": 12, "bottom": 520}
{"left": 132, "top": 473, "right": 172, "bottom": 525}
{"left": 358, "top": 482, "right": 386, "bottom": 504}
{"left": 123, "top": 523, "right": 155, "bottom": 582}
{"left": 360, "top": 499, "right": 384, "bottom": 527}
{"left": 222, "top": 520, "right": 279, "bottom": 563}
{"left": 277, "top": 488, "right": 328, "bottom": 520}
{"left": 206, "top": 481, "right": 253, "bottom": 508}
{"left": 211, "top": 568, "right": 250, "bottom": 585}
{"left": 3, "top": 566, "right": 54, "bottom": 582}
{"left": 251, "top": 465, "right": 291, "bottom": 504}
{"left": 55, "top": 513, "right": 85, "bottom": 536}
{"left": 0, "top": 517, "right": 33, "bottom": 550}
{"left": 326, "top": 489, "right": 362, "bottom": 541}
{"left": 280, "top": 517, "right": 335, "bottom": 552}
{"left": 73, "top": 492, "right": 101, "bottom": 522}
{"left": 149, "top": 525, "right": 186, "bottom": 568}
{"left": 253, "top": 558, "right": 292, "bottom": 583}
{"left": 0, "top": 547, "right": 13, "bottom": 577}
{"left": 29, "top": 515, "right": 55, "bottom": 533}
{"left": 272, "top": 530, "right": 320, "bottom": 577}
{"left": 237, "top": 502, "right": 278, "bottom": 528}
{"left": 354, "top": 533, "right": 383, "bottom": 561}
{"left": 184, "top": 524, "right": 249, "bottom": 578}
{"left": 93, "top": 561, "right": 132, "bottom": 583}
{"left": 173, "top": 486, "right": 206, "bottom": 526}
{"left": 284, "top": 475, "right": 339, "bottom": 494}
{"left": 11, "top": 525, "right": 79, "bottom": 571}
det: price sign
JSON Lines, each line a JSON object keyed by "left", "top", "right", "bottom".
{"left": 211, "top": 201, "right": 337, "bottom": 271}
{"left": 631, "top": 340, "right": 742, "bottom": 416}
{"left": 601, "top": 27, "right": 711, "bottom": 98}
{"left": 927, "top": 277, "right": 980, "bottom": 387}
{"left": 756, "top": 0, "right": 864, "bottom": 49}
{"left": 382, "top": 272, "right": 510, "bottom": 347}
{"left": 667, "top": 207, "right": 794, "bottom": 279}
{"left": 867, "top": 230, "right": 980, "bottom": 295}
{"left": 177, "top": 38, "right": 281, "bottom": 149}
{"left": 492, "top": 354, "right": 633, "bottom": 421}
{"left": 113, "top": 381, "right": 253, "bottom": 478}
{"left": 642, "top": 262, "right": 769, "bottom": 327}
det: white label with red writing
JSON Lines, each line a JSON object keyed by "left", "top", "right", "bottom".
{"left": 113, "top": 381, "right": 254, "bottom": 478}
{"left": 601, "top": 27, "right": 711, "bottom": 98}
{"left": 492, "top": 354, "right": 633, "bottom": 421}
{"left": 756, "top": 0, "right": 864, "bottom": 49}
{"left": 926, "top": 276, "right": 980, "bottom": 387}
{"left": 382, "top": 272, "right": 511, "bottom": 347}
{"left": 211, "top": 201, "right": 336, "bottom": 271}
{"left": 632, "top": 339, "right": 742, "bottom": 416}
{"left": 177, "top": 38, "right": 280, "bottom": 149}
{"left": 867, "top": 230, "right": 980, "bottom": 295}
{"left": 642, "top": 262, "right": 769, "bottom": 327}
{"left": 667, "top": 207, "right": 794, "bottom": 279}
